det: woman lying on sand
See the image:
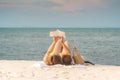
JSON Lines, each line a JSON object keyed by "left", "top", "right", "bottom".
{"left": 43, "top": 29, "right": 94, "bottom": 65}
{"left": 43, "top": 36, "right": 72, "bottom": 65}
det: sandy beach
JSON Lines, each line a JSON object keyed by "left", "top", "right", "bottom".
{"left": 0, "top": 60, "right": 120, "bottom": 80}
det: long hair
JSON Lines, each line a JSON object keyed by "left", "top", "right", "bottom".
{"left": 51, "top": 55, "right": 62, "bottom": 65}
{"left": 62, "top": 55, "right": 72, "bottom": 65}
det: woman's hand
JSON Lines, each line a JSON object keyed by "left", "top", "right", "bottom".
{"left": 59, "top": 36, "right": 64, "bottom": 42}
{"left": 53, "top": 36, "right": 64, "bottom": 43}
{"left": 53, "top": 36, "right": 59, "bottom": 42}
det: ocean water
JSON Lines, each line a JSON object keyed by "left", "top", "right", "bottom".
{"left": 0, "top": 28, "right": 120, "bottom": 66}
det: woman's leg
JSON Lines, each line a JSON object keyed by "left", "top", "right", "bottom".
{"left": 43, "top": 37, "right": 58, "bottom": 65}
{"left": 61, "top": 41, "right": 71, "bottom": 55}
{"left": 43, "top": 37, "right": 62, "bottom": 65}
{"left": 43, "top": 40, "right": 56, "bottom": 65}
{"left": 61, "top": 41, "right": 72, "bottom": 65}
{"left": 50, "top": 39, "right": 62, "bottom": 56}
{"left": 50, "top": 39, "right": 63, "bottom": 64}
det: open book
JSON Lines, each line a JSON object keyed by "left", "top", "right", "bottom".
{"left": 50, "top": 29, "right": 66, "bottom": 38}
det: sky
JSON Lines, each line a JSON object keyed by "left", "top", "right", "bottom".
{"left": 0, "top": 0, "right": 120, "bottom": 28}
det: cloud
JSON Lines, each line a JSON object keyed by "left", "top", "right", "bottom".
{"left": 0, "top": 0, "right": 59, "bottom": 9}
{"left": 50, "top": 0, "right": 108, "bottom": 12}
{"left": 0, "top": 0, "right": 114, "bottom": 12}
{"left": 32, "top": 1, "right": 62, "bottom": 8}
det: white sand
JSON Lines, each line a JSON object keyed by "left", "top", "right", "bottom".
{"left": 0, "top": 60, "right": 120, "bottom": 80}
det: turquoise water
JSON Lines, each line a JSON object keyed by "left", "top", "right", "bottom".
{"left": 0, "top": 28, "right": 120, "bottom": 65}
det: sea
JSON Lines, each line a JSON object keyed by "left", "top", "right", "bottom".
{"left": 0, "top": 28, "right": 120, "bottom": 66}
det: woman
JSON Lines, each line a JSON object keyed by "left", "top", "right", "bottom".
{"left": 43, "top": 36, "right": 72, "bottom": 65}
